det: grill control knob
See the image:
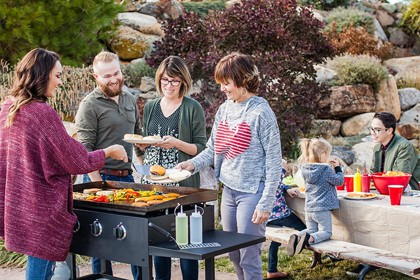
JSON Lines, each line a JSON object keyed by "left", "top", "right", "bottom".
{"left": 113, "top": 223, "right": 127, "bottom": 241}
{"left": 73, "top": 220, "right": 80, "bottom": 233}
{"left": 90, "top": 219, "right": 102, "bottom": 237}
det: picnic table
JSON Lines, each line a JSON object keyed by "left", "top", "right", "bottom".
{"left": 286, "top": 190, "right": 420, "bottom": 257}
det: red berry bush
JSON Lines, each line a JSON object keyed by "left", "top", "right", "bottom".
{"left": 147, "top": 0, "right": 334, "bottom": 154}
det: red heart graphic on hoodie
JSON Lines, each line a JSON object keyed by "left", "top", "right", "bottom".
{"left": 214, "top": 121, "right": 251, "bottom": 160}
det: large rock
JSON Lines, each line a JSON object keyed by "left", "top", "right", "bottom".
{"left": 117, "top": 12, "right": 163, "bottom": 36}
{"left": 396, "top": 123, "right": 419, "bottom": 140}
{"left": 318, "top": 85, "right": 376, "bottom": 118}
{"left": 139, "top": 3, "right": 162, "bottom": 18}
{"left": 380, "top": 3, "right": 397, "bottom": 14}
{"left": 331, "top": 146, "right": 355, "bottom": 166}
{"left": 373, "top": 18, "right": 388, "bottom": 41}
{"left": 375, "top": 75, "right": 401, "bottom": 119}
{"left": 352, "top": 141, "right": 377, "bottom": 170}
{"left": 376, "top": 10, "right": 394, "bottom": 27}
{"left": 109, "top": 25, "right": 160, "bottom": 61}
{"left": 311, "top": 119, "right": 342, "bottom": 137}
{"left": 312, "top": 9, "right": 328, "bottom": 23}
{"left": 398, "top": 88, "right": 420, "bottom": 110}
{"left": 341, "top": 113, "right": 375, "bottom": 137}
{"left": 398, "top": 104, "right": 420, "bottom": 140}
{"left": 384, "top": 56, "right": 420, "bottom": 77}
{"left": 314, "top": 65, "right": 337, "bottom": 84}
{"left": 156, "top": 0, "right": 184, "bottom": 20}
{"left": 388, "top": 27, "right": 411, "bottom": 46}
{"left": 139, "top": 77, "right": 156, "bottom": 92}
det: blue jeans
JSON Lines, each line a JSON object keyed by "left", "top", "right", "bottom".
{"left": 221, "top": 183, "right": 266, "bottom": 280}
{"left": 26, "top": 255, "right": 55, "bottom": 280}
{"left": 300, "top": 210, "right": 332, "bottom": 244}
{"left": 83, "top": 173, "right": 140, "bottom": 279}
{"left": 152, "top": 256, "right": 198, "bottom": 280}
{"left": 266, "top": 213, "right": 306, "bottom": 273}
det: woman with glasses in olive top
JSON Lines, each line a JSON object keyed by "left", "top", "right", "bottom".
{"left": 135, "top": 56, "right": 207, "bottom": 280}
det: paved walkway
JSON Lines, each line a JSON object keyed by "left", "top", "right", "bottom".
{"left": 0, "top": 261, "right": 238, "bottom": 279}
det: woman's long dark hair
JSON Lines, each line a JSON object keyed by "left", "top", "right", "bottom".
{"left": 6, "top": 48, "right": 59, "bottom": 127}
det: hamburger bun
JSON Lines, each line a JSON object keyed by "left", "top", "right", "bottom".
{"left": 96, "top": 190, "right": 114, "bottom": 196}
{"left": 143, "top": 135, "right": 162, "bottom": 141}
{"left": 83, "top": 188, "right": 101, "bottom": 195}
{"left": 150, "top": 165, "right": 166, "bottom": 176}
{"left": 124, "top": 134, "right": 143, "bottom": 140}
{"left": 149, "top": 174, "right": 169, "bottom": 180}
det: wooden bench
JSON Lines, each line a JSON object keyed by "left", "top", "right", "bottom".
{"left": 266, "top": 226, "right": 420, "bottom": 279}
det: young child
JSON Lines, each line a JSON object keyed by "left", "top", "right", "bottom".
{"left": 266, "top": 160, "right": 306, "bottom": 279}
{"left": 286, "top": 138, "right": 344, "bottom": 257}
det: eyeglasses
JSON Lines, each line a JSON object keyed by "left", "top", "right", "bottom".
{"left": 160, "top": 78, "right": 181, "bottom": 87}
{"left": 369, "top": 127, "right": 389, "bottom": 134}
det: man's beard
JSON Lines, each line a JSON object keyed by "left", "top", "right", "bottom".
{"left": 98, "top": 79, "right": 123, "bottom": 98}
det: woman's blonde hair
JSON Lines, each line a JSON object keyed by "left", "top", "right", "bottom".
{"left": 298, "top": 138, "right": 332, "bottom": 164}
{"left": 5, "top": 48, "right": 60, "bottom": 127}
{"left": 214, "top": 52, "right": 260, "bottom": 94}
{"left": 155, "top": 56, "right": 192, "bottom": 98}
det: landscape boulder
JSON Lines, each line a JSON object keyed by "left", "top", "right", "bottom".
{"left": 318, "top": 85, "right": 375, "bottom": 118}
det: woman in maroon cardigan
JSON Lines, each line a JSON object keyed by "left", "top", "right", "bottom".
{"left": 0, "top": 48, "right": 127, "bottom": 280}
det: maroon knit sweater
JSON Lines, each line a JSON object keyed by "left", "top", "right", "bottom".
{"left": 0, "top": 99, "right": 105, "bottom": 261}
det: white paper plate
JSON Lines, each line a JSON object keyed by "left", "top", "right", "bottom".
{"left": 344, "top": 192, "right": 377, "bottom": 200}
{"left": 144, "top": 169, "right": 191, "bottom": 184}
{"left": 123, "top": 138, "right": 160, "bottom": 144}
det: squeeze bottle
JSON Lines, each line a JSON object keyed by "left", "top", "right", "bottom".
{"left": 190, "top": 205, "right": 203, "bottom": 244}
{"left": 353, "top": 168, "right": 362, "bottom": 192}
{"left": 362, "top": 163, "right": 370, "bottom": 193}
{"left": 175, "top": 204, "right": 188, "bottom": 245}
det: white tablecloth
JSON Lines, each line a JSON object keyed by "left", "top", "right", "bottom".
{"left": 286, "top": 190, "right": 420, "bottom": 257}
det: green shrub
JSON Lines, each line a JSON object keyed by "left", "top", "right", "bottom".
{"left": 123, "top": 60, "right": 156, "bottom": 88}
{"left": 325, "top": 7, "right": 375, "bottom": 34}
{"left": 401, "top": 0, "right": 420, "bottom": 35}
{"left": 297, "top": 0, "right": 349, "bottom": 10}
{"left": 0, "top": 0, "right": 124, "bottom": 66}
{"left": 147, "top": 0, "right": 335, "bottom": 155}
{"left": 182, "top": 0, "right": 226, "bottom": 17}
{"left": 326, "top": 54, "right": 389, "bottom": 91}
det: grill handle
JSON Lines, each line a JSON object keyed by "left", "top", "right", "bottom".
{"left": 148, "top": 222, "right": 178, "bottom": 245}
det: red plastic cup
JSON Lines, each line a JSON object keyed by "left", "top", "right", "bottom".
{"left": 362, "top": 174, "right": 371, "bottom": 193}
{"left": 344, "top": 175, "right": 354, "bottom": 192}
{"left": 388, "top": 185, "right": 404, "bottom": 205}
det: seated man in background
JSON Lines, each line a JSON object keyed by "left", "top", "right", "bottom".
{"left": 348, "top": 111, "right": 420, "bottom": 277}
{"left": 370, "top": 111, "right": 419, "bottom": 190}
